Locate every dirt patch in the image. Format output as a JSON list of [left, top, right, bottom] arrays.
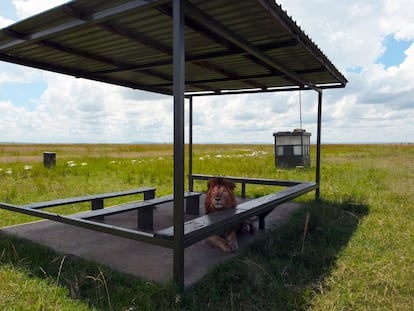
[[0, 144, 173, 163], [0, 156, 43, 163]]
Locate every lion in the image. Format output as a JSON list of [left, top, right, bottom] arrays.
[[205, 177, 254, 252]]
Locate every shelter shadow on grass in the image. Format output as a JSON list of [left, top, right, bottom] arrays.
[[0, 233, 180, 310], [183, 198, 369, 310], [0, 198, 369, 310]]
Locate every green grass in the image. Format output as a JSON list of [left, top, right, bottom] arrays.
[[1, 143, 413, 310]]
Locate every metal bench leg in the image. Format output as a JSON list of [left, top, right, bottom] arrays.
[[259, 215, 265, 230], [138, 205, 154, 230], [144, 189, 155, 200], [91, 198, 104, 210], [185, 195, 200, 215], [91, 198, 104, 221]]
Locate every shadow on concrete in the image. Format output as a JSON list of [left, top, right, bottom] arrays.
[[0, 194, 305, 286], [183, 198, 370, 309]]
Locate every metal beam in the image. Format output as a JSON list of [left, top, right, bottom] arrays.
[[172, 0, 185, 289], [188, 96, 194, 192], [156, 3, 265, 90], [257, 0, 347, 87], [154, 67, 326, 89], [0, 0, 161, 50], [0, 52, 172, 95], [0, 202, 173, 248], [183, 0, 310, 88], [185, 85, 310, 97], [92, 39, 299, 75], [2, 20, 178, 93]]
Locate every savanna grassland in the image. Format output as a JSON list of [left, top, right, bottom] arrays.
[[0, 143, 413, 310]]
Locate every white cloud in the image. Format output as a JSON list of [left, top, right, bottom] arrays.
[[31, 73, 174, 143], [0, 65, 174, 143], [381, 0, 414, 40], [0, 0, 413, 143], [12, 0, 67, 19], [277, 1, 385, 71], [0, 62, 43, 83], [0, 15, 14, 27], [276, 0, 414, 143]]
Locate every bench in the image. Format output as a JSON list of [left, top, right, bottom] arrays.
[[189, 174, 302, 198], [23, 187, 156, 211], [74, 191, 202, 231], [155, 182, 317, 247]]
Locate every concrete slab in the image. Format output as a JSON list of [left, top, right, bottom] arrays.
[[0, 194, 305, 288]]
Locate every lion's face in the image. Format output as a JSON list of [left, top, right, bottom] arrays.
[[205, 177, 237, 214]]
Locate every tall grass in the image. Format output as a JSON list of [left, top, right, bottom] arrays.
[[0, 143, 413, 310], [310, 144, 414, 309]]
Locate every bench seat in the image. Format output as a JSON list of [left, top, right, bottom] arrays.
[[23, 187, 156, 210], [74, 191, 202, 230], [189, 174, 302, 198], [155, 182, 317, 247]]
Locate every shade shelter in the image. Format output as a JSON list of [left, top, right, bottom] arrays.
[[0, 0, 347, 288]]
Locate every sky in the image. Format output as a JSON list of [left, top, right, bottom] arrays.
[[0, 0, 413, 144]]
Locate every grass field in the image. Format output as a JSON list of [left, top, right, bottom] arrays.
[[0, 143, 413, 310]]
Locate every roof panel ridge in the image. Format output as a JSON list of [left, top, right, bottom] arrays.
[[62, 3, 88, 20], [259, 0, 347, 85]]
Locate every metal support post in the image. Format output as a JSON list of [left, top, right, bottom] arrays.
[[189, 96, 194, 191], [172, 0, 185, 289], [315, 90, 323, 200]]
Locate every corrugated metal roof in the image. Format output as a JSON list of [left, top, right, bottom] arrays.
[[0, 0, 347, 95]]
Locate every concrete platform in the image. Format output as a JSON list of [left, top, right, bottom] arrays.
[[0, 194, 305, 288]]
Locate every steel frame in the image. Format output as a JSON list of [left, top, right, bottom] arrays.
[[0, 0, 330, 290]]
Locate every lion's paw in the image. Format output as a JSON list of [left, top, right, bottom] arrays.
[[226, 237, 239, 252]]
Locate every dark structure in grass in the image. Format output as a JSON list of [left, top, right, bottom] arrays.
[[43, 151, 56, 168], [0, 0, 347, 288]]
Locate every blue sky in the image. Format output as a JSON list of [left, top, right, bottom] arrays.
[[0, 0, 414, 144], [377, 35, 412, 68]]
